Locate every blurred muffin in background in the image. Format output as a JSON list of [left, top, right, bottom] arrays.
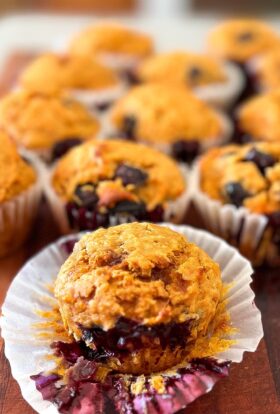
[[236, 89, 280, 143], [0, 131, 41, 257], [19, 53, 125, 113], [45, 139, 188, 234], [0, 91, 100, 162], [110, 83, 232, 163], [135, 51, 244, 109], [249, 47, 280, 92], [69, 23, 154, 75]]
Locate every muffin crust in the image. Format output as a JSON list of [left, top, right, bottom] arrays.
[[208, 19, 279, 63], [0, 130, 36, 202], [0, 91, 100, 150], [254, 48, 280, 90], [111, 84, 222, 144], [20, 53, 119, 95], [200, 142, 280, 214]]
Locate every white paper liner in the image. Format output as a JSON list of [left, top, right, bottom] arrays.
[[0, 150, 43, 258], [0, 223, 263, 414], [42, 163, 190, 234], [191, 160, 269, 263], [98, 52, 144, 71], [194, 62, 245, 109]]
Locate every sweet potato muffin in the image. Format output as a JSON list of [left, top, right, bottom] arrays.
[[208, 19, 279, 64], [69, 23, 154, 70], [110, 83, 230, 162], [54, 222, 223, 374], [237, 89, 280, 142], [0, 91, 100, 161], [50, 139, 187, 231]]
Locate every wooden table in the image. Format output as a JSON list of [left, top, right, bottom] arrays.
[[0, 53, 280, 414]]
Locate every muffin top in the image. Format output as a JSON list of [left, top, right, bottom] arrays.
[[0, 130, 36, 202], [208, 19, 279, 63], [238, 89, 280, 142], [136, 51, 227, 87], [19, 53, 119, 95], [52, 139, 185, 210], [254, 48, 280, 90], [200, 143, 280, 214], [54, 222, 222, 332], [70, 24, 153, 58], [111, 84, 222, 144], [0, 91, 100, 150]]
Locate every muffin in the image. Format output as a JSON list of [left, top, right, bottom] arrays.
[[0, 130, 41, 257], [0, 90, 100, 161], [249, 47, 280, 92], [54, 222, 223, 374], [135, 51, 244, 109], [236, 89, 280, 143], [46, 139, 188, 233], [208, 19, 280, 102], [194, 142, 280, 265], [69, 23, 154, 73], [110, 83, 232, 163], [19, 53, 125, 112]]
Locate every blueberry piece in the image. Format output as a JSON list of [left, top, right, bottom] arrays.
[[224, 182, 250, 207], [171, 139, 200, 163], [94, 102, 112, 112], [122, 116, 137, 139], [237, 32, 254, 42], [74, 183, 99, 208], [115, 164, 148, 186], [187, 66, 202, 83], [244, 148, 276, 174], [52, 137, 82, 161]]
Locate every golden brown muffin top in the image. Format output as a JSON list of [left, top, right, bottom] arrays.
[[0, 91, 100, 150], [238, 89, 280, 142], [70, 24, 153, 58], [54, 222, 222, 332], [254, 47, 280, 90], [20, 53, 119, 95], [52, 139, 185, 210], [0, 130, 36, 202], [208, 19, 279, 63], [111, 84, 222, 144], [136, 51, 227, 87], [200, 142, 280, 214]]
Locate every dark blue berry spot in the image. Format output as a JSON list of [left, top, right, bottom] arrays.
[[171, 139, 200, 163], [114, 164, 148, 186], [52, 137, 82, 161], [224, 182, 250, 207], [244, 148, 276, 174]]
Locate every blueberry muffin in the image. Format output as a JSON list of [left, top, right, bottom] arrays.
[[48, 139, 187, 233], [110, 83, 231, 163], [0, 91, 100, 161], [199, 142, 280, 264], [69, 23, 154, 72], [237, 90, 280, 143], [208, 19, 279, 64], [54, 222, 223, 374], [0, 130, 41, 257], [19, 53, 124, 111], [134, 51, 243, 108], [250, 47, 280, 92]]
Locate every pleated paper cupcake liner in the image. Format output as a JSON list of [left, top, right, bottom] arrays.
[[191, 160, 276, 266], [42, 164, 190, 234], [1, 224, 263, 414], [0, 150, 43, 258]]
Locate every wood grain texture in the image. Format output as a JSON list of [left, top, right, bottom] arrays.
[[0, 53, 280, 414]]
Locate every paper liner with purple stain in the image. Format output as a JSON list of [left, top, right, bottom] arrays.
[[31, 339, 230, 414]]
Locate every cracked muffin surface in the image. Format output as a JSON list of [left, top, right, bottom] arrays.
[[52, 139, 185, 211], [54, 223, 223, 374], [70, 24, 153, 58], [208, 19, 279, 63], [111, 84, 223, 144], [20, 53, 119, 95], [238, 90, 280, 142], [0, 130, 36, 202], [200, 142, 280, 214], [136, 51, 227, 87], [0, 91, 100, 150]]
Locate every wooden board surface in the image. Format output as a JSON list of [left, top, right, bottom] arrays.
[[0, 53, 280, 414]]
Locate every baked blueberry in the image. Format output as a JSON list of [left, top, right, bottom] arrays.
[[114, 164, 148, 186], [74, 183, 98, 207], [224, 182, 250, 207], [244, 148, 276, 174]]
